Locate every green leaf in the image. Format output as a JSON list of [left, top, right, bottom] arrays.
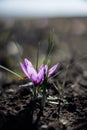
[[43, 31, 54, 65]]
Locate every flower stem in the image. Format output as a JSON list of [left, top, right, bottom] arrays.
[[42, 80, 47, 109], [33, 85, 37, 99]]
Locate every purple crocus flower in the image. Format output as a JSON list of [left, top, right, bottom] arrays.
[[20, 58, 58, 84]]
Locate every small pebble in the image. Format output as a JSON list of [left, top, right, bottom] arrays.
[[41, 125, 48, 130]]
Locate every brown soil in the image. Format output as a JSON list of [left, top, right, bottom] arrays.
[[0, 59, 87, 130]]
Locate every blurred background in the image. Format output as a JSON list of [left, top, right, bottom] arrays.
[[0, 0, 87, 84]]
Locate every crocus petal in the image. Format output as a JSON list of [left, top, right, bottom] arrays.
[[27, 65, 37, 82], [38, 65, 48, 75], [37, 65, 45, 84], [24, 58, 33, 67], [48, 64, 58, 77], [38, 65, 44, 72], [20, 58, 37, 81], [20, 62, 30, 79]]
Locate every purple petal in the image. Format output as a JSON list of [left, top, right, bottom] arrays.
[[44, 65, 48, 75], [36, 65, 45, 84], [20, 62, 30, 79], [27, 65, 37, 82], [38, 65, 44, 72], [20, 58, 37, 82], [24, 58, 33, 67], [48, 64, 58, 77]]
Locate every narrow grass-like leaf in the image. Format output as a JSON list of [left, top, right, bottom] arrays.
[[43, 31, 54, 65], [0, 65, 22, 78], [36, 42, 40, 70]]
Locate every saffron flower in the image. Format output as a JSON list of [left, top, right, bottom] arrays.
[[20, 58, 58, 85]]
